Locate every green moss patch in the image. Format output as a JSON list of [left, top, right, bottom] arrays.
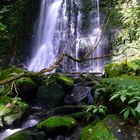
[[0, 66, 24, 80], [5, 130, 32, 140], [56, 74, 74, 90], [0, 96, 28, 127], [37, 116, 77, 132], [105, 59, 140, 78], [80, 115, 118, 140]]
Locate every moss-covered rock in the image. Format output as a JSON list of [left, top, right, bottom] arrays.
[[37, 74, 67, 108], [37, 116, 77, 133], [5, 130, 46, 140], [56, 74, 74, 91], [80, 115, 118, 140], [16, 77, 38, 101], [80, 115, 140, 140], [104, 63, 125, 78], [0, 66, 38, 101], [0, 66, 25, 81], [0, 96, 28, 128], [104, 59, 140, 78], [5, 130, 33, 140]]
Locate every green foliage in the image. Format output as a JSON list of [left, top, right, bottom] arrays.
[[119, 106, 138, 120], [0, 0, 36, 68], [103, 76, 140, 120], [0, 96, 28, 126], [85, 104, 108, 120], [113, 0, 140, 61], [105, 62, 125, 77], [86, 105, 108, 116]]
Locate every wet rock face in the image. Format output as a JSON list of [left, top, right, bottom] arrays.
[[64, 85, 93, 104], [37, 82, 65, 108]]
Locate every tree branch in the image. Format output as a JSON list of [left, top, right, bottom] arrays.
[[0, 12, 112, 85]]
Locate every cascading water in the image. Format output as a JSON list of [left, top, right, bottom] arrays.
[[28, 0, 62, 71], [28, 0, 104, 73]]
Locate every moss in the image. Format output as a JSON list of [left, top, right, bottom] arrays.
[[37, 116, 77, 132], [5, 130, 32, 140], [105, 59, 140, 78], [80, 115, 118, 140], [16, 77, 36, 86], [56, 74, 74, 90], [0, 66, 24, 80], [0, 96, 28, 126], [105, 63, 125, 78]]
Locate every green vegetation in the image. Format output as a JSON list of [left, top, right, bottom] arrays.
[[0, 96, 28, 127], [102, 76, 140, 120], [5, 130, 32, 140], [80, 115, 118, 140], [37, 116, 77, 132]]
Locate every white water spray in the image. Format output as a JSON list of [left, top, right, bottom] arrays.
[[28, 0, 103, 72], [28, 0, 62, 71]]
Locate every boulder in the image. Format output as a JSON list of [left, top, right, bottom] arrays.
[[37, 116, 77, 134], [64, 85, 93, 104], [104, 63, 125, 78], [55, 74, 74, 91], [5, 130, 46, 140], [16, 77, 38, 102], [0, 66, 25, 81], [0, 66, 38, 101], [5, 130, 33, 140], [0, 96, 28, 129], [37, 80, 65, 108], [80, 115, 140, 140]]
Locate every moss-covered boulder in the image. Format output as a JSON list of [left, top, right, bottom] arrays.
[[80, 115, 118, 140], [37, 116, 77, 134], [80, 115, 140, 140], [104, 63, 125, 78], [15, 77, 38, 101], [104, 59, 140, 78], [0, 96, 28, 128], [37, 76, 66, 108], [4, 130, 33, 140], [5, 130, 46, 140], [0, 66, 25, 81], [0, 66, 38, 101], [55, 74, 74, 91]]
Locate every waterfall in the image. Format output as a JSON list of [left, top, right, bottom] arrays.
[[28, 0, 103, 73], [28, 0, 62, 71]]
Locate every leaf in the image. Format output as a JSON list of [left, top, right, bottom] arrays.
[[135, 102, 140, 113], [130, 108, 136, 117], [120, 108, 128, 114], [123, 109, 129, 120], [109, 94, 119, 101], [99, 108, 106, 115], [121, 95, 126, 102], [128, 98, 137, 104], [93, 108, 98, 114]]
